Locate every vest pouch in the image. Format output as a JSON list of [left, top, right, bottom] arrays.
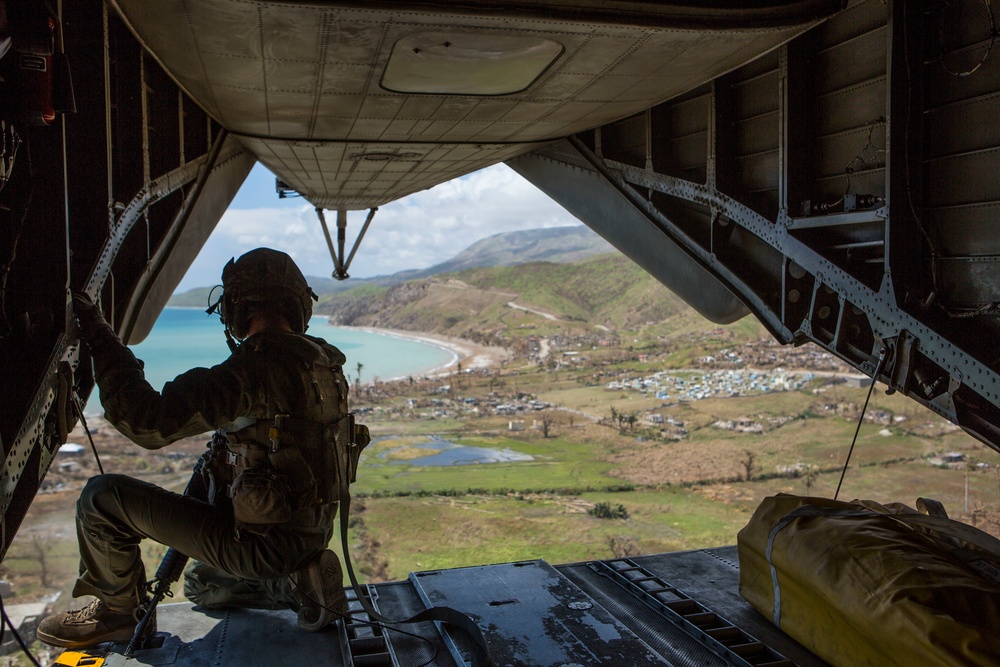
[[230, 466, 292, 532], [351, 423, 371, 484], [313, 415, 355, 505], [269, 446, 319, 509]]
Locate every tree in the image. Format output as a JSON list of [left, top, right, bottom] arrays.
[[740, 449, 757, 481], [28, 532, 55, 587], [356, 361, 364, 385], [803, 465, 819, 495], [540, 413, 554, 438], [606, 535, 640, 558]]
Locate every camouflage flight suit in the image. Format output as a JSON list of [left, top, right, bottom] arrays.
[[76, 324, 349, 612]]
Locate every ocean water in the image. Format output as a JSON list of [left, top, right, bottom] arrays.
[[87, 308, 454, 413]]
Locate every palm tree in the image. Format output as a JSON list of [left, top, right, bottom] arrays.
[[356, 361, 364, 385]]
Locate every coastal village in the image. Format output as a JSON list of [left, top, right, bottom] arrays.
[[353, 335, 861, 427]]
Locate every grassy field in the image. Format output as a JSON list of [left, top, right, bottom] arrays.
[[354, 434, 624, 497], [350, 486, 749, 581], [335, 376, 1000, 584]]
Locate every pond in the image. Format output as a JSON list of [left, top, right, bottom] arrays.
[[375, 435, 534, 467]]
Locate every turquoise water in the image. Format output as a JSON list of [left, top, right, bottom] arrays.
[[377, 436, 534, 467], [88, 308, 454, 413]]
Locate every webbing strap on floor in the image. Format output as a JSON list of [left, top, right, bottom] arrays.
[[337, 457, 493, 667]]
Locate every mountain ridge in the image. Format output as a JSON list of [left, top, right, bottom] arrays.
[[168, 225, 612, 307]]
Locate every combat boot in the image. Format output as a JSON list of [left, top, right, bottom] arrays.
[[291, 549, 346, 631], [36, 597, 155, 649]]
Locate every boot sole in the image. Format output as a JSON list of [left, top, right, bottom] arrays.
[[36, 621, 156, 650], [297, 550, 345, 631]]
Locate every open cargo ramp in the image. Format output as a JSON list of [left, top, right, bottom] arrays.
[[61, 548, 827, 667]]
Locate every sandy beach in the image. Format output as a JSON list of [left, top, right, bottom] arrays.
[[341, 326, 510, 377]]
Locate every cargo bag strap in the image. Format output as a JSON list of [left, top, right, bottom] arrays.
[[334, 425, 494, 667], [765, 506, 879, 629]]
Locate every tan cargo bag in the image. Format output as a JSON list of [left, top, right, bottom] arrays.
[[737, 494, 1000, 666]]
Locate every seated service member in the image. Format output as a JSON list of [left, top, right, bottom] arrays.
[[38, 248, 359, 649]]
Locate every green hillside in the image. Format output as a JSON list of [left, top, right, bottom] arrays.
[[167, 231, 764, 345], [169, 287, 216, 309], [454, 254, 690, 327], [319, 253, 762, 345]]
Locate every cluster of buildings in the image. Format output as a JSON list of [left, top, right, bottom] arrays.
[[360, 392, 553, 421], [711, 414, 797, 433], [692, 340, 849, 372], [605, 368, 815, 402]]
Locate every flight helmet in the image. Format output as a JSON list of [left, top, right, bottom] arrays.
[[217, 248, 317, 340]]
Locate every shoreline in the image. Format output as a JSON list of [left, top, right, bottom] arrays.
[[336, 325, 509, 379], [80, 325, 490, 417]]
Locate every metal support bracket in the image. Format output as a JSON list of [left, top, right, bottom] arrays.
[[317, 207, 378, 281]]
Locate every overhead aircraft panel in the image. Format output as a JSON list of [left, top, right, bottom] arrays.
[[111, 0, 840, 208]]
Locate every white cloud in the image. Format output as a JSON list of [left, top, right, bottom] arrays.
[[176, 163, 581, 291]]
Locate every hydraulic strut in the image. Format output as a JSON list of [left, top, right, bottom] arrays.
[[316, 207, 378, 280]]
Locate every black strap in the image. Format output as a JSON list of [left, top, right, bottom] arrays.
[[336, 437, 493, 667]]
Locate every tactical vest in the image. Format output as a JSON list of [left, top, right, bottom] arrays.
[[206, 334, 369, 534]]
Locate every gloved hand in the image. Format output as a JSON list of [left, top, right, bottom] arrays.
[[71, 290, 107, 342]]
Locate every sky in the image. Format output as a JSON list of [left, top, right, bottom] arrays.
[[176, 162, 583, 292]]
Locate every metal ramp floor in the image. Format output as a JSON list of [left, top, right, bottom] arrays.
[[56, 547, 827, 667]]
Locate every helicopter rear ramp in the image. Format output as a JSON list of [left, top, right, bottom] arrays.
[[65, 547, 827, 667]]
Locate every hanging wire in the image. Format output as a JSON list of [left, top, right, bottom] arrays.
[[945, 301, 1000, 318], [843, 117, 887, 196], [939, 0, 997, 77], [0, 121, 22, 194], [0, 593, 43, 667], [901, 1, 942, 290], [72, 395, 104, 475], [834, 347, 888, 500]]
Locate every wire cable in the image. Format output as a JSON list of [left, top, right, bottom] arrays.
[[834, 347, 888, 501], [71, 395, 104, 475], [939, 0, 997, 77], [0, 593, 43, 667]]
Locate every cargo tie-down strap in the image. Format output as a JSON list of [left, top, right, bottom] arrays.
[[765, 506, 878, 629], [335, 438, 494, 667]]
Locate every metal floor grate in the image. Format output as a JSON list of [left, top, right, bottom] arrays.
[[596, 558, 795, 667], [339, 587, 400, 667]]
